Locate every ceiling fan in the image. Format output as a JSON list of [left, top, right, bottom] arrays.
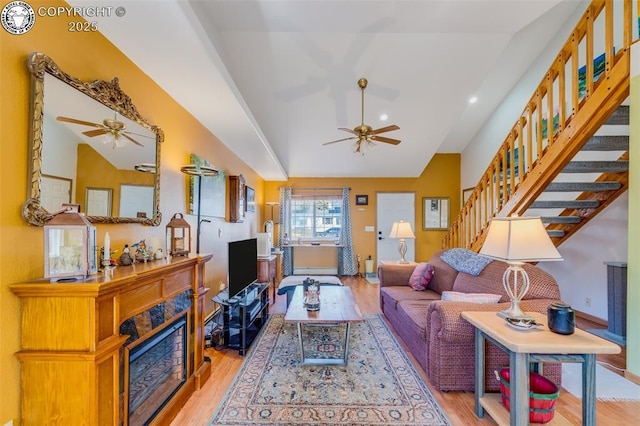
[[323, 77, 400, 154], [56, 113, 151, 148]]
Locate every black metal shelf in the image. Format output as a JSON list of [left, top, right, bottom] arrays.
[[222, 282, 269, 355]]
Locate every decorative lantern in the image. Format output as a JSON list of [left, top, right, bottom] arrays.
[[166, 213, 191, 256], [44, 204, 97, 281]]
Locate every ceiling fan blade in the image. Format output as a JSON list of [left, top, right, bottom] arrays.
[[338, 127, 357, 135], [123, 131, 155, 139], [121, 133, 144, 147], [370, 135, 401, 145], [323, 136, 357, 145], [57, 116, 103, 128], [82, 129, 108, 137], [372, 124, 400, 134]]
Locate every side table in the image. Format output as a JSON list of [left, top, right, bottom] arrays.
[[461, 311, 620, 426]]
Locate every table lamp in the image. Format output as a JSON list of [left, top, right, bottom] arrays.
[[388, 221, 415, 263], [479, 216, 563, 319]]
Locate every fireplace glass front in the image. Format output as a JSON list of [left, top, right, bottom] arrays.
[[127, 315, 187, 426]]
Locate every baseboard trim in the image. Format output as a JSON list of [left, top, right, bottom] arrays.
[[293, 267, 338, 275], [575, 309, 607, 327], [624, 370, 640, 385]]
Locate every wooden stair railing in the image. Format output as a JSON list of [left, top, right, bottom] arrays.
[[443, 0, 634, 252]]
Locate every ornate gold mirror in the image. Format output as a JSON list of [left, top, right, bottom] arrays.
[[24, 52, 163, 226]]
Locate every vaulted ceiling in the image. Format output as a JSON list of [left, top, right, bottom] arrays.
[[71, 0, 584, 181]]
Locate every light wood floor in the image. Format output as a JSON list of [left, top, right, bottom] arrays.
[[171, 277, 639, 425]]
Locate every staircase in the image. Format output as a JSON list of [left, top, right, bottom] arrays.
[[534, 106, 629, 244], [443, 0, 633, 252]]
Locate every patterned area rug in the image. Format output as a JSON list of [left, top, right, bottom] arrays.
[[210, 314, 451, 425]]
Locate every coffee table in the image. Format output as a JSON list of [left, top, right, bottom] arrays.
[[284, 285, 363, 365]]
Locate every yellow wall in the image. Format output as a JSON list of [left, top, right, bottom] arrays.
[[1, 2, 262, 422], [264, 154, 461, 264]]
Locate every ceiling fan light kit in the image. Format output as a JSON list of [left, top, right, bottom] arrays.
[[56, 113, 150, 148], [323, 77, 400, 155]]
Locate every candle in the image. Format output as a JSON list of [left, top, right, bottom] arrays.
[[104, 232, 110, 261]]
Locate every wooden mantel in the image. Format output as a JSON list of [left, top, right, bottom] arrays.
[[10, 254, 212, 426]]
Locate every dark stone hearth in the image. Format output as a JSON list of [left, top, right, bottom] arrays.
[[150, 305, 165, 328], [120, 320, 139, 343], [119, 289, 192, 347]]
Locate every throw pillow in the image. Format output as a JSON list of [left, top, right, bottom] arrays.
[[408, 262, 435, 291], [441, 291, 502, 304], [440, 248, 493, 276]]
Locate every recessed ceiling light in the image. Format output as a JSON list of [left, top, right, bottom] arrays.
[[469, 96, 478, 104], [379, 114, 388, 121]]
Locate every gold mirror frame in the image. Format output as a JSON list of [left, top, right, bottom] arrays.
[[23, 52, 163, 226]]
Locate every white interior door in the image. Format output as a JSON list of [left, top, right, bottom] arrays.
[[376, 193, 415, 264], [41, 175, 71, 212], [86, 188, 112, 216], [120, 185, 154, 218]]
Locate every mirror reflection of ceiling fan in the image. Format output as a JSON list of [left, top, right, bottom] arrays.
[[322, 77, 400, 155], [56, 113, 152, 148]]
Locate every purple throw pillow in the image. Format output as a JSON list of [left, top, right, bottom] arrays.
[[409, 262, 435, 291]]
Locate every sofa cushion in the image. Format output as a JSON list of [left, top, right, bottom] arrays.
[[408, 262, 435, 291], [380, 286, 440, 310], [441, 248, 493, 276], [427, 250, 459, 294], [452, 260, 561, 301], [396, 300, 431, 341], [441, 291, 502, 304]]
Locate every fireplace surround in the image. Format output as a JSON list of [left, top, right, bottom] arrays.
[[11, 254, 212, 425]]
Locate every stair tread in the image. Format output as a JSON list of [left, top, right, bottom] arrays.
[[546, 182, 622, 192], [541, 216, 582, 224], [563, 161, 628, 173], [547, 230, 566, 237], [582, 136, 629, 151], [604, 105, 629, 125], [531, 200, 600, 208]]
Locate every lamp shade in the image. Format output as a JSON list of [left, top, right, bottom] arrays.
[[479, 216, 562, 262], [388, 221, 415, 239]]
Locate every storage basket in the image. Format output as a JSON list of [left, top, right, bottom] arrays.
[[497, 368, 559, 424]]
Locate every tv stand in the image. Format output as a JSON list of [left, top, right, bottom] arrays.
[[222, 282, 270, 355]]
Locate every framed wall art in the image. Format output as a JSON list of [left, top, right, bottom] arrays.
[[355, 194, 368, 205], [423, 197, 449, 230], [188, 153, 226, 218], [245, 186, 255, 212]]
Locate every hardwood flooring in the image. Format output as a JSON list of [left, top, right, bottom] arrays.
[[171, 277, 639, 425]]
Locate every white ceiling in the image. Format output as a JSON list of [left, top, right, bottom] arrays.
[[69, 0, 584, 181]]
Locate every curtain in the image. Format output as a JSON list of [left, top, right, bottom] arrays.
[[279, 187, 293, 276], [338, 187, 357, 275]]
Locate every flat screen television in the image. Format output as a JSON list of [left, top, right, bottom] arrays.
[[228, 238, 258, 299]]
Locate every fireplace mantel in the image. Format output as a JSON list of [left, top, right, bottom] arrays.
[[11, 254, 212, 425]]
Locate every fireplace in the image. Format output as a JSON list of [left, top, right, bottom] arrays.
[[12, 254, 212, 425], [126, 314, 187, 426]]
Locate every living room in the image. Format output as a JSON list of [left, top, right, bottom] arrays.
[[1, 0, 639, 425]]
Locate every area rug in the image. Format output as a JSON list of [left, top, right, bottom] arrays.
[[209, 314, 451, 425], [561, 363, 640, 401]]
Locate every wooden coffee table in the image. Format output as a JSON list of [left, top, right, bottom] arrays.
[[284, 285, 363, 365]]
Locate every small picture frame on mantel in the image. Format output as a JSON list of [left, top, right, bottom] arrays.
[[355, 194, 368, 205]]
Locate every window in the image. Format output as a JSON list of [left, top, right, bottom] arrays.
[[289, 190, 342, 240]]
